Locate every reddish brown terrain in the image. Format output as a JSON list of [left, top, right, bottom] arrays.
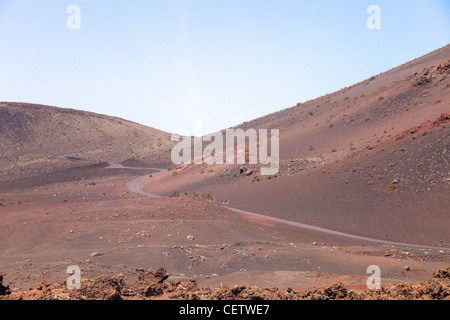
[[0, 45, 449, 300]]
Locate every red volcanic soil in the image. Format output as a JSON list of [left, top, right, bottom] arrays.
[[142, 46, 450, 249], [1, 46, 449, 299]]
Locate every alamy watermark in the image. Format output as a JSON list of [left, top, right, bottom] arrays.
[[67, 5, 81, 30], [367, 5, 381, 30], [66, 265, 81, 290], [366, 265, 381, 290], [171, 128, 280, 176]]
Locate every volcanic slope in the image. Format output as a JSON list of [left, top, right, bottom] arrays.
[[142, 45, 450, 248], [0, 102, 173, 190]]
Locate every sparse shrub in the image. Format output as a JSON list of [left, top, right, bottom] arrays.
[[208, 168, 214, 173], [172, 171, 178, 176], [252, 175, 261, 182], [425, 176, 435, 184], [386, 184, 396, 192], [322, 169, 331, 174], [434, 99, 442, 104], [417, 162, 423, 168], [309, 145, 314, 151], [169, 191, 181, 198], [204, 192, 215, 202], [367, 180, 375, 185]]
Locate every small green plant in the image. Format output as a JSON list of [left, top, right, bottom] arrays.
[[386, 184, 396, 192], [425, 176, 435, 184], [252, 175, 261, 182], [169, 191, 181, 198], [367, 180, 375, 185], [203, 192, 215, 202], [322, 169, 331, 174], [172, 171, 178, 176], [208, 168, 214, 173], [434, 99, 442, 104]]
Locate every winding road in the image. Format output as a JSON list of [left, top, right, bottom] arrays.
[[105, 163, 450, 251], [104, 163, 168, 198]]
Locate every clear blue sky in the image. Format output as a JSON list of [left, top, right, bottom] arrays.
[[0, 0, 449, 135]]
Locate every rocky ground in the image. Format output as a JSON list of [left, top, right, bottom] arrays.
[[1, 267, 449, 300], [1, 47, 449, 301]]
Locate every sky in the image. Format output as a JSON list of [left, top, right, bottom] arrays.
[[0, 0, 449, 135]]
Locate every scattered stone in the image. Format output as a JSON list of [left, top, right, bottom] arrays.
[[187, 235, 195, 241], [90, 252, 103, 258], [244, 169, 254, 176]]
